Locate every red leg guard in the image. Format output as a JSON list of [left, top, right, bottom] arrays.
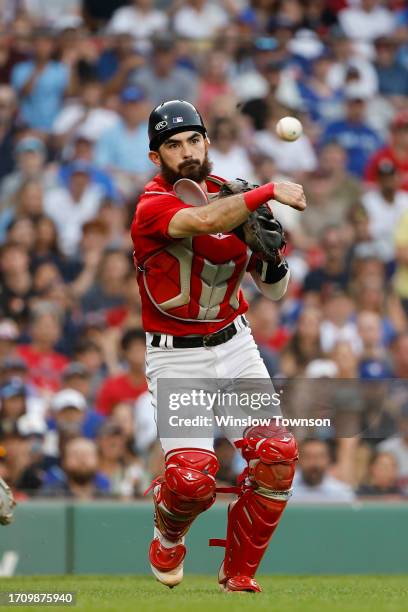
[[154, 448, 219, 542], [211, 428, 298, 591]]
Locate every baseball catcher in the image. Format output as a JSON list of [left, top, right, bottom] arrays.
[[131, 100, 305, 593]]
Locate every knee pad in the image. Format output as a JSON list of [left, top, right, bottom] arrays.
[[164, 448, 219, 502], [236, 429, 298, 500]]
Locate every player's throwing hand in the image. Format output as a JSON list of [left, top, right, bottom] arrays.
[[274, 182, 306, 211]]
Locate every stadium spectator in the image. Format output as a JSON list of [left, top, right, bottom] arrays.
[[96, 421, 145, 497], [107, 0, 168, 45], [209, 117, 256, 182], [373, 37, 408, 98], [0, 136, 52, 210], [338, 0, 396, 48], [357, 451, 403, 497], [0, 85, 18, 182], [365, 111, 408, 191], [320, 84, 382, 177], [40, 437, 110, 498], [44, 160, 106, 256], [96, 328, 147, 416], [11, 28, 70, 131], [303, 226, 349, 298], [361, 159, 408, 265], [0, 241, 32, 323], [129, 36, 198, 107], [173, 0, 229, 41], [95, 85, 152, 197], [292, 438, 356, 503], [378, 403, 408, 495], [17, 302, 68, 392], [53, 77, 119, 148]]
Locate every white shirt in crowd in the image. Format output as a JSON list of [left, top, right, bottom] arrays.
[[107, 5, 168, 40], [320, 320, 360, 355], [133, 391, 158, 454], [210, 146, 257, 183], [291, 471, 356, 503], [338, 4, 396, 42], [44, 184, 105, 256], [254, 132, 318, 174], [362, 189, 408, 262], [173, 1, 229, 40], [53, 104, 119, 142]]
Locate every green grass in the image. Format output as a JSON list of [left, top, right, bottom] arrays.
[[0, 575, 407, 612]]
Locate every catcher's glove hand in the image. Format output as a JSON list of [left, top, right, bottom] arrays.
[[0, 476, 15, 525], [218, 179, 286, 262]]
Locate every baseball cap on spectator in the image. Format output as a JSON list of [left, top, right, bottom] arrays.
[[344, 83, 371, 101], [17, 413, 46, 437], [391, 111, 408, 130], [289, 29, 324, 60], [74, 127, 97, 143], [0, 319, 19, 341], [62, 362, 90, 381], [15, 137, 46, 156], [376, 159, 396, 177], [0, 378, 26, 400], [120, 86, 145, 104], [51, 389, 86, 412]]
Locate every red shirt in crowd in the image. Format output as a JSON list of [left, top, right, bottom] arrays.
[[365, 146, 408, 191], [17, 345, 68, 392], [96, 373, 147, 416]]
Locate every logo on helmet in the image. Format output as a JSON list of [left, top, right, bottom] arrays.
[[155, 120, 168, 130]]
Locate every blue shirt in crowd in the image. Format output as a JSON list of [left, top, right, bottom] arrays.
[[95, 120, 153, 174], [320, 120, 382, 177], [11, 60, 69, 131]]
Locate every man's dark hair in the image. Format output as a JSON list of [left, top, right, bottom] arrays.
[[120, 328, 145, 352]]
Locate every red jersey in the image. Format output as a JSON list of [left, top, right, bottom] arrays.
[[131, 174, 250, 335], [96, 373, 147, 416], [17, 345, 68, 392], [365, 146, 408, 191]]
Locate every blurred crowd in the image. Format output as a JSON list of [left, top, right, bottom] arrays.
[[0, 0, 408, 502]]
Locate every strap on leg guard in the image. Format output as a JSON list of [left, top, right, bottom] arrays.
[[210, 429, 298, 583], [154, 448, 219, 542]]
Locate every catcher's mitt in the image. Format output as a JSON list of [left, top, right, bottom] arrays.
[[0, 476, 15, 525], [218, 179, 286, 262]]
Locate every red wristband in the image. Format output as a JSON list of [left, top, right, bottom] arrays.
[[243, 183, 275, 211]]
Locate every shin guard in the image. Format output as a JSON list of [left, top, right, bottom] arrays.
[[154, 448, 219, 542], [210, 428, 298, 591]]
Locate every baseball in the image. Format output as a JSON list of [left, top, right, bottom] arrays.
[[276, 116, 303, 141]]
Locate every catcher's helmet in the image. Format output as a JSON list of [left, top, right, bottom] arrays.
[[148, 100, 207, 151]]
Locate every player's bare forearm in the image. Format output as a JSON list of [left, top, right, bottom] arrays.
[[168, 182, 306, 238]]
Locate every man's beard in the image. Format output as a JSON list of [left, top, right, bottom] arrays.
[[67, 469, 96, 486], [160, 153, 213, 185]]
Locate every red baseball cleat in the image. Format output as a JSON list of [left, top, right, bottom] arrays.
[[149, 527, 186, 588], [218, 561, 262, 593]]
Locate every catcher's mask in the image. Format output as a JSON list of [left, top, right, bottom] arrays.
[[148, 100, 207, 151]]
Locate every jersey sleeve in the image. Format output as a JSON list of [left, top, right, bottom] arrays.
[[133, 193, 192, 242]]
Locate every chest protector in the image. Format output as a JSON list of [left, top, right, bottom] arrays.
[[139, 235, 250, 322]]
